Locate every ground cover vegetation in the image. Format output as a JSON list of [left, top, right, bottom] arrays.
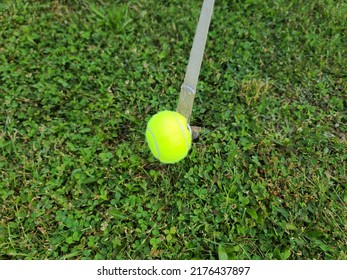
[[0, 0, 346, 259]]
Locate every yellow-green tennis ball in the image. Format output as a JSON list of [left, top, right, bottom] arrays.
[[146, 110, 192, 164]]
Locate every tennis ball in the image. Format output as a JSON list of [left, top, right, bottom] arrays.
[[146, 110, 192, 164]]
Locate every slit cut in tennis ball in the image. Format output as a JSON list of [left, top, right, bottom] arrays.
[[146, 110, 192, 164]]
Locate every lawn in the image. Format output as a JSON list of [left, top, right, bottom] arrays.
[[0, 0, 346, 260]]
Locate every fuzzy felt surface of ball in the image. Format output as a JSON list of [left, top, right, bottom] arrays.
[[146, 110, 191, 164]]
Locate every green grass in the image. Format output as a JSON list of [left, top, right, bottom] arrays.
[[0, 0, 346, 260]]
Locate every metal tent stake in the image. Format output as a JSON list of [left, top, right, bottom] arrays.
[[176, 0, 215, 139]]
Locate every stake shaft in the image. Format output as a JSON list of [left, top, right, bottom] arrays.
[[177, 0, 215, 123]]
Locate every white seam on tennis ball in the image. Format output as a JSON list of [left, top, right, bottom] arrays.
[[186, 123, 192, 148], [173, 114, 190, 150], [186, 123, 192, 137], [147, 127, 160, 160]]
